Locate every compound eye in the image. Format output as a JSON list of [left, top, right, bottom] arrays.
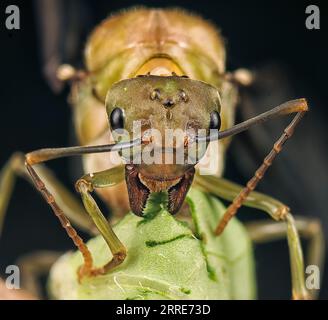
[[110, 107, 125, 131], [209, 111, 221, 130]]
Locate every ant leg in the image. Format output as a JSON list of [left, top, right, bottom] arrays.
[[0, 253, 60, 299], [0, 153, 23, 235], [194, 175, 319, 299], [75, 166, 126, 278], [0, 152, 95, 237], [197, 104, 309, 299], [246, 218, 324, 299], [25, 161, 95, 280], [23, 139, 137, 280], [16, 250, 62, 298]]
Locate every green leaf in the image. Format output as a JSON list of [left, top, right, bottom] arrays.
[[48, 188, 256, 300]]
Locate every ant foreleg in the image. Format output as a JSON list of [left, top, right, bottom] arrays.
[[75, 166, 127, 279], [24, 139, 138, 280]]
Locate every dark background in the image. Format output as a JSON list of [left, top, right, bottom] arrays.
[[0, 0, 327, 299]]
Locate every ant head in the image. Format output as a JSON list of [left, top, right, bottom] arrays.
[[105, 75, 222, 141]]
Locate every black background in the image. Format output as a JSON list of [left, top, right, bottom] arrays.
[[0, 0, 327, 299]]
